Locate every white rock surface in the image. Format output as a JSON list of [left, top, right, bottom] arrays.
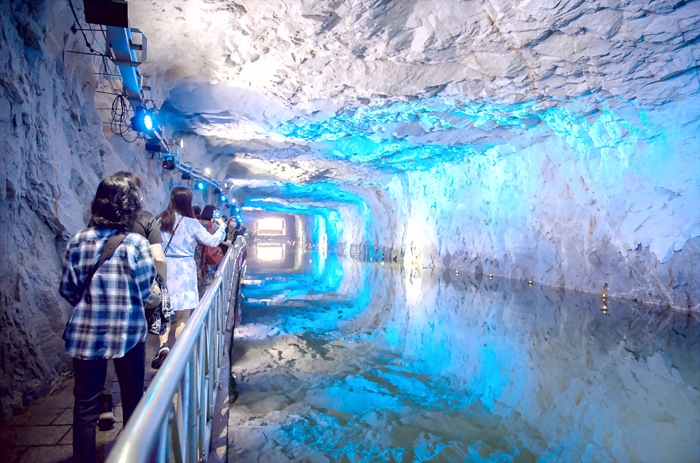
[[126, 0, 699, 307], [2, 0, 699, 420]]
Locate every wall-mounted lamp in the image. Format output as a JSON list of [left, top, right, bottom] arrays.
[[131, 106, 156, 133]]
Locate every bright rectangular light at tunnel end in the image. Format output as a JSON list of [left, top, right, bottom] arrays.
[[256, 244, 284, 261], [256, 217, 285, 236]]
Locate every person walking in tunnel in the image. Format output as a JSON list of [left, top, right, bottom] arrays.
[[59, 177, 156, 463], [228, 214, 247, 243], [156, 188, 227, 360], [88, 171, 169, 429], [195, 205, 227, 298]]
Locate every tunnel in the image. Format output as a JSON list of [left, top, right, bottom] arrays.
[[1, 0, 699, 462]]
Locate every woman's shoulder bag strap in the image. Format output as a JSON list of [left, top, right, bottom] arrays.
[[78, 230, 128, 302], [163, 216, 184, 254]]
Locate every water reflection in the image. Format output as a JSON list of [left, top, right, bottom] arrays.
[[231, 254, 700, 462]]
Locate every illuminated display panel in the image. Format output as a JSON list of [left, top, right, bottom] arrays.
[[256, 217, 285, 236], [256, 244, 284, 261]]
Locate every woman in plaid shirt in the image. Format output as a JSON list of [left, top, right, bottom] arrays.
[[59, 177, 156, 463]]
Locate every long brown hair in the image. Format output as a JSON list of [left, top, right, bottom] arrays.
[[157, 187, 195, 234]]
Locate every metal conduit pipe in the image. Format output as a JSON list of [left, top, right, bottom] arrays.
[[107, 237, 247, 463]]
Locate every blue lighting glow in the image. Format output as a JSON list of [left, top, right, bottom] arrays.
[[230, 90, 700, 463], [247, 199, 347, 249], [272, 97, 545, 170], [131, 106, 157, 133], [195, 181, 205, 190], [220, 194, 227, 202], [243, 182, 373, 251]]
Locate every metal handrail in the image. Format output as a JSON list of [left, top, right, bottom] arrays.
[[107, 237, 247, 463]]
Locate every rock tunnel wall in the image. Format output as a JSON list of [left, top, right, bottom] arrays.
[[2, 0, 700, 423], [393, 100, 700, 310], [0, 1, 196, 420]]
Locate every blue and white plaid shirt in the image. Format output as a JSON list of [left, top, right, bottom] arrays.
[[59, 228, 156, 360]]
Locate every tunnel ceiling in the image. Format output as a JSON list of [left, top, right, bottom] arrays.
[[127, 0, 700, 183]]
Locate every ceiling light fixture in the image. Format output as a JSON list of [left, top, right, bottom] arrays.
[[131, 106, 156, 133]]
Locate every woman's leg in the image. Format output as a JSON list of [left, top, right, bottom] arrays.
[[73, 358, 107, 463], [173, 309, 193, 341], [98, 361, 116, 429], [114, 342, 145, 425], [151, 325, 171, 370], [158, 326, 169, 348]]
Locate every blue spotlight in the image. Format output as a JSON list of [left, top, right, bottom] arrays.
[[131, 106, 157, 133], [195, 181, 205, 190], [220, 194, 227, 203]]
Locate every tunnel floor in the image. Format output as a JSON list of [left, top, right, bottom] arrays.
[[229, 254, 700, 463]]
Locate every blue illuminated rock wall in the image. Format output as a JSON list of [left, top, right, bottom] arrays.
[[241, 181, 405, 263], [269, 90, 698, 309], [394, 99, 700, 309]]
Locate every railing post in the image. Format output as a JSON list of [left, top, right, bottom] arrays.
[[178, 359, 189, 463], [187, 352, 198, 463], [208, 303, 216, 420], [197, 327, 206, 457], [156, 412, 168, 463], [168, 408, 183, 463]]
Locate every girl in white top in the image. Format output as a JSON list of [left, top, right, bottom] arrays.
[[152, 187, 227, 368]]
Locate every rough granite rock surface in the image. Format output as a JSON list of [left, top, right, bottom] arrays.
[[1, 0, 700, 419], [0, 0, 193, 420], [127, 0, 700, 307]]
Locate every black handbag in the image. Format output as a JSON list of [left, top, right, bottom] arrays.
[[145, 275, 172, 335]]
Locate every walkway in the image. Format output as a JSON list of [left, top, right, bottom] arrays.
[[0, 336, 163, 463]]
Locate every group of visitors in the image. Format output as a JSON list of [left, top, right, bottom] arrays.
[[58, 172, 242, 463]]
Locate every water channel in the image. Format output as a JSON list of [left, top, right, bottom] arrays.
[[229, 252, 700, 463]]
